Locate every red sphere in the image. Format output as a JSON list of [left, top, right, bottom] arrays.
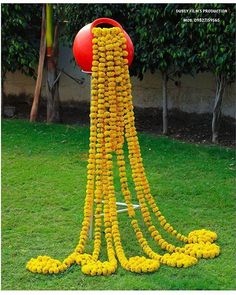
[[73, 18, 134, 73]]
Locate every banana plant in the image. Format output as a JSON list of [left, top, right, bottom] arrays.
[[30, 4, 60, 123], [45, 3, 60, 123]]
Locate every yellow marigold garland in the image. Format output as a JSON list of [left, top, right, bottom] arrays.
[[26, 26, 220, 276]]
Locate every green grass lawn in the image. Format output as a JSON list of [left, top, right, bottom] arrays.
[[1, 119, 236, 290]]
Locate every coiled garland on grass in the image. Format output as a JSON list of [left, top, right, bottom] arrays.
[[26, 27, 220, 276]]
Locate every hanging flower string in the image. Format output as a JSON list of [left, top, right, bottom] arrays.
[[26, 26, 220, 276]]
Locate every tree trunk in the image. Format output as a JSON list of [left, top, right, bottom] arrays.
[[46, 24, 60, 123], [212, 75, 226, 143], [46, 5, 60, 123], [30, 5, 46, 122], [46, 62, 60, 123], [162, 71, 168, 135], [1, 72, 6, 117]]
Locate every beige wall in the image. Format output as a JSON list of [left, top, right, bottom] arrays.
[[4, 46, 236, 118]]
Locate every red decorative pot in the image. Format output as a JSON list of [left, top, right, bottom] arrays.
[[73, 18, 134, 73]]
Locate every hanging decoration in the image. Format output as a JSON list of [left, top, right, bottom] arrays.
[[26, 18, 220, 277]]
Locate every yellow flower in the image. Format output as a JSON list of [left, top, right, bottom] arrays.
[[106, 55, 114, 61], [92, 38, 98, 44]]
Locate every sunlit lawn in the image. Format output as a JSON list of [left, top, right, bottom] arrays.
[[1, 119, 235, 290]]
